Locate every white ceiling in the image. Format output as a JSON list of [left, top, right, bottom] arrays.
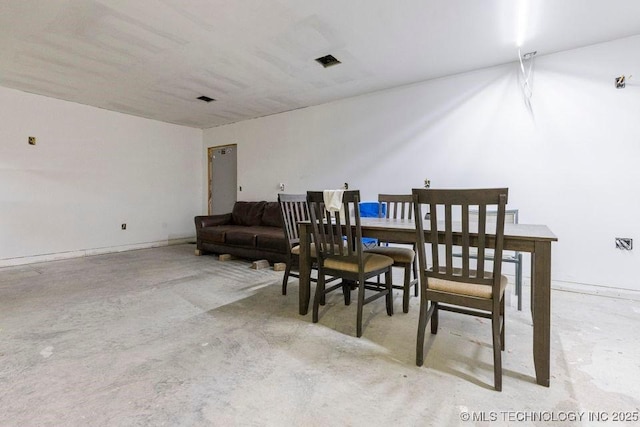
[[2, 0, 640, 129]]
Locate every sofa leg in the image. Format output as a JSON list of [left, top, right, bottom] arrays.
[[250, 259, 270, 270], [195, 249, 203, 256]]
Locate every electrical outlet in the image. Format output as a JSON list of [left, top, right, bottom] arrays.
[[615, 237, 632, 250], [28, 136, 36, 145], [121, 223, 127, 230]]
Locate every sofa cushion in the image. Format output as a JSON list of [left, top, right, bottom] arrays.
[[232, 201, 266, 226], [261, 202, 283, 228], [198, 225, 237, 243], [253, 226, 287, 252], [225, 229, 258, 247]]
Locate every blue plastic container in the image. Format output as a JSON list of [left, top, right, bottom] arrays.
[[358, 202, 387, 247]]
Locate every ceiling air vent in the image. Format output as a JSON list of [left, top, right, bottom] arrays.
[[197, 96, 215, 102], [315, 54, 341, 68]]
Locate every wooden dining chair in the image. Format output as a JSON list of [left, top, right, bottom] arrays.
[[412, 188, 509, 391], [363, 194, 418, 313], [307, 190, 394, 337], [278, 193, 311, 295], [278, 193, 340, 296]]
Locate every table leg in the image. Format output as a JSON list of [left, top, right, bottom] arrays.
[[298, 223, 312, 315], [532, 240, 551, 387]]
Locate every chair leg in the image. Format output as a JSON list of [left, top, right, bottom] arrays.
[[492, 309, 503, 391], [412, 257, 419, 297], [430, 302, 439, 335], [500, 296, 505, 351], [385, 268, 393, 316], [403, 263, 411, 313], [356, 275, 366, 338], [416, 299, 428, 366], [281, 263, 292, 295], [312, 273, 325, 323], [320, 282, 326, 306], [343, 280, 351, 306]]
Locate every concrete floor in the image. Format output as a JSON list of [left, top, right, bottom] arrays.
[[1, 244, 639, 426]]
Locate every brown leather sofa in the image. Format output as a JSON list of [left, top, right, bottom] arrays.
[[194, 201, 287, 263]]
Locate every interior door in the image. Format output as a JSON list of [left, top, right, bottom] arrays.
[[208, 144, 237, 214]]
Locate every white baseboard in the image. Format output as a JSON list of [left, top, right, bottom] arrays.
[[0, 237, 195, 268], [511, 275, 640, 301], [550, 279, 640, 301]]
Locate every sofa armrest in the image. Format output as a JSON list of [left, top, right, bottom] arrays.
[[194, 213, 232, 229]]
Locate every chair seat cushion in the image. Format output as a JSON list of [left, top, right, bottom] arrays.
[[365, 246, 415, 263], [429, 268, 508, 299], [324, 253, 393, 274]]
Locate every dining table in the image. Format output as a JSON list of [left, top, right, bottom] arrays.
[[297, 217, 558, 387]]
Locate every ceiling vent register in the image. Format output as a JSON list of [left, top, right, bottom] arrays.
[[315, 54, 341, 68]]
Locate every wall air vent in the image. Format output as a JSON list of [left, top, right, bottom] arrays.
[[197, 96, 216, 102], [315, 54, 341, 68]]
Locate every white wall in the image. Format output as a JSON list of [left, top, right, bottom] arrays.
[[203, 35, 640, 290], [0, 86, 203, 265]]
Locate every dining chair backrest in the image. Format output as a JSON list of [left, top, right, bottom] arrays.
[[307, 190, 362, 263], [379, 194, 413, 220], [412, 188, 509, 297], [452, 208, 523, 310], [278, 193, 309, 249], [466, 209, 518, 254]]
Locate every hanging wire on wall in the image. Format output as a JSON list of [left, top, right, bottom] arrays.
[[518, 49, 536, 107]]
